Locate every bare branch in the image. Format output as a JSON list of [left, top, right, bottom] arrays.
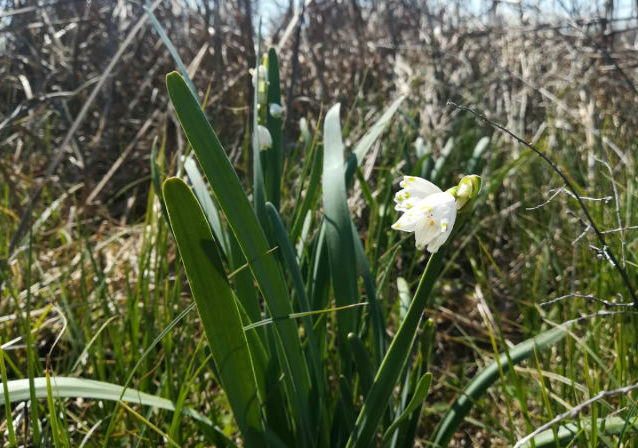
[[540, 293, 634, 308], [514, 380, 638, 448]]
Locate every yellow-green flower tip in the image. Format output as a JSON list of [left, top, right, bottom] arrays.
[[447, 175, 482, 210]]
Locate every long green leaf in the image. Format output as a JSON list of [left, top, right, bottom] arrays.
[[345, 96, 405, 186], [351, 220, 385, 363], [145, 6, 197, 99], [163, 177, 263, 445], [165, 72, 313, 445], [0, 376, 213, 427], [353, 96, 405, 164], [184, 157, 229, 258], [430, 325, 569, 447], [322, 103, 359, 347], [522, 416, 638, 447], [382, 372, 432, 445], [347, 250, 445, 448], [266, 48, 283, 210]]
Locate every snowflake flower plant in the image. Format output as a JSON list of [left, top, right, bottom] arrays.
[[392, 175, 480, 253]]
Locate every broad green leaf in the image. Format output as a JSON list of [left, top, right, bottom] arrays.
[[431, 325, 569, 448], [290, 139, 322, 244], [185, 157, 262, 324], [165, 72, 313, 445], [163, 177, 263, 445], [322, 103, 359, 346], [347, 333, 374, 397], [265, 203, 324, 406]]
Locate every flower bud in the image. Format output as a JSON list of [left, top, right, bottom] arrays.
[[250, 64, 269, 106], [257, 125, 272, 151], [269, 103, 283, 118], [447, 175, 481, 210]]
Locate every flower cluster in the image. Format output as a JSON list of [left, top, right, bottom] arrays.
[[392, 175, 480, 253]]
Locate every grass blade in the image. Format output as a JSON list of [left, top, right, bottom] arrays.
[[163, 177, 263, 445], [0, 348, 16, 446]]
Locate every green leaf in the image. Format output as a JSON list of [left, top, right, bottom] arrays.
[[322, 103, 359, 346], [347, 251, 445, 448], [466, 136, 490, 174], [345, 96, 405, 186], [431, 137, 454, 184], [266, 48, 283, 210], [382, 372, 432, 445], [163, 177, 263, 445], [145, 6, 197, 99], [184, 157, 229, 258], [265, 202, 323, 396], [430, 325, 569, 448], [353, 96, 405, 164], [522, 416, 638, 447], [351, 220, 386, 364], [165, 72, 313, 445], [0, 376, 213, 427]]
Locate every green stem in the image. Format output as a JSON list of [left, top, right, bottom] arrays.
[[347, 250, 444, 448]]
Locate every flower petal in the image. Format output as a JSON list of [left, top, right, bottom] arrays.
[[391, 209, 424, 232], [400, 176, 441, 198], [394, 176, 442, 211], [414, 218, 440, 250]]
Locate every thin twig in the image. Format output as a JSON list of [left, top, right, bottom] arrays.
[[540, 293, 633, 308], [526, 186, 611, 211], [447, 101, 638, 308], [514, 380, 638, 448], [563, 309, 638, 326], [595, 156, 626, 268]]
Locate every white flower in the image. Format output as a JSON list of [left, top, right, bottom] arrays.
[[269, 103, 283, 118], [257, 125, 272, 150], [391, 176, 457, 253]]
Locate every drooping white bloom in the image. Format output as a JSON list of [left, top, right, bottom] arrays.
[[257, 125, 272, 150], [391, 176, 457, 253], [269, 103, 283, 118]]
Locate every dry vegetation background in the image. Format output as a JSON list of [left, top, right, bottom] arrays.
[[2, 0, 637, 223], [2, 0, 638, 445]]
